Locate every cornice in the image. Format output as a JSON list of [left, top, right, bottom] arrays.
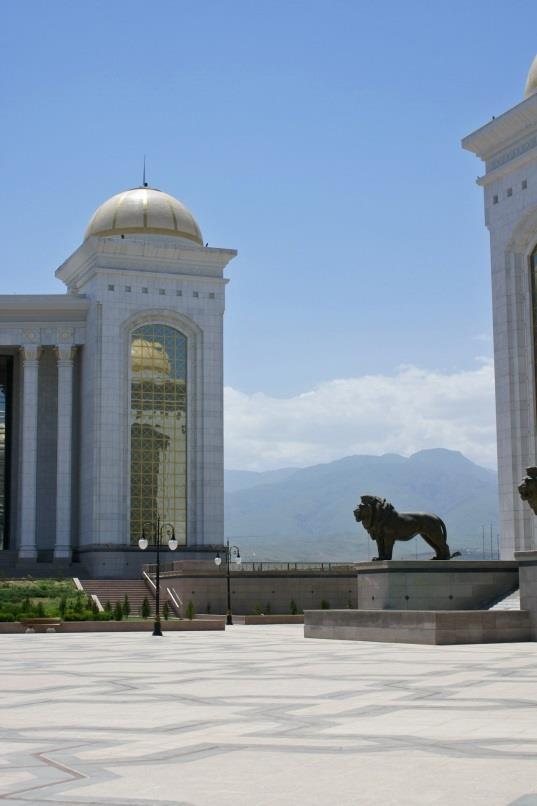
[[462, 92, 537, 162], [0, 295, 89, 313], [56, 236, 237, 288]]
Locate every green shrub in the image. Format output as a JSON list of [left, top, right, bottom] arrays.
[[162, 602, 170, 620], [104, 600, 112, 613], [320, 600, 330, 610], [0, 580, 81, 621], [254, 602, 263, 615], [74, 594, 84, 614], [64, 611, 89, 622], [91, 599, 99, 618], [186, 600, 195, 620], [289, 599, 298, 615], [141, 598, 151, 619], [113, 602, 123, 621], [123, 594, 131, 618]]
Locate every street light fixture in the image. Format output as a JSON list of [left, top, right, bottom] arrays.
[[214, 540, 241, 625], [138, 516, 177, 636]]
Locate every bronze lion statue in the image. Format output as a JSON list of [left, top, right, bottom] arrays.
[[518, 467, 537, 516], [353, 495, 460, 561]]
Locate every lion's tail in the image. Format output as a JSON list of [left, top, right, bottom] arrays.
[[439, 517, 448, 544]]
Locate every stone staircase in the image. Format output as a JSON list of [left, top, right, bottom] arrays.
[[79, 579, 159, 616]]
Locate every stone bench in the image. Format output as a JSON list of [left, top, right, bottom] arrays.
[[20, 618, 62, 633]]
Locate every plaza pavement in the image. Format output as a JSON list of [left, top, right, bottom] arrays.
[[1, 624, 537, 805]]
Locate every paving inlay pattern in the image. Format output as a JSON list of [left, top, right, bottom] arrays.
[[0, 625, 537, 805]]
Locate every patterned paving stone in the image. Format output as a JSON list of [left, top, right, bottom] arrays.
[[1, 626, 537, 804]]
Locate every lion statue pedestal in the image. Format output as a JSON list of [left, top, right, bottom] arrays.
[[354, 559, 518, 611]]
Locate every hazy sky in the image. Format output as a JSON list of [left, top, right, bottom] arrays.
[[2, 1, 534, 469]]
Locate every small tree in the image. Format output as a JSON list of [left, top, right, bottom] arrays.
[[254, 602, 263, 615], [113, 601, 123, 621], [289, 599, 298, 615], [36, 601, 45, 617], [141, 597, 151, 619], [59, 596, 67, 618], [104, 600, 112, 614], [74, 594, 84, 614], [186, 600, 195, 620], [320, 599, 330, 610], [123, 594, 131, 618], [162, 601, 170, 620], [91, 599, 99, 618]]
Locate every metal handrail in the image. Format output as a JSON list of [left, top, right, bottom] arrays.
[[143, 570, 157, 591], [145, 560, 357, 575], [166, 587, 182, 616]]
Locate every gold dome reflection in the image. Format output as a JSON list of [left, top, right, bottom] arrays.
[[131, 338, 170, 378]]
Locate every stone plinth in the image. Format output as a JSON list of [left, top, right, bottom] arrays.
[[516, 550, 537, 638], [304, 609, 532, 645], [356, 560, 518, 611]]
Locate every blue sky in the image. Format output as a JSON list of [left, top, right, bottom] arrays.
[[1, 1, 535, 468]]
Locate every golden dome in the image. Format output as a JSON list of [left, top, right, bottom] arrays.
[[131, 338, 170, 377], [84, 187, 203, 244], [525, 54, 537, 99]]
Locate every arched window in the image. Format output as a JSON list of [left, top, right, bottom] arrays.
[[129, 324, 187, 545], [529, 241, 537, 437]]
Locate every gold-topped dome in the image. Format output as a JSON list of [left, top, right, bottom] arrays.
[[84, 187, 203, 244], [131, 338, 170, 377], [525, 54, 537, 99]]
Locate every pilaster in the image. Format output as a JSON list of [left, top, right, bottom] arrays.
[[55, 345, 76, 559], [18, 344, 41, 559]]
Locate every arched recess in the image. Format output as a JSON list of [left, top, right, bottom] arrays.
[[120, 310, 203, 547], [506, 203, 537, 255]]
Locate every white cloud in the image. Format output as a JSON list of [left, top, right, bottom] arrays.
[[224, 360, 496, 471]]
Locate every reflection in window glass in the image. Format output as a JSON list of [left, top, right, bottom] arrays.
[[130, 325, 187, 545], [0, 357, 12, 550], [531, 245, 537, 434]]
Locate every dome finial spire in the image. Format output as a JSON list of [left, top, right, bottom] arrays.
[[142, 155, 148, 188]]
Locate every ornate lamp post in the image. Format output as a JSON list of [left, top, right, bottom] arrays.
[[139, 516, 177, 636], [214, 540, 241, 625]]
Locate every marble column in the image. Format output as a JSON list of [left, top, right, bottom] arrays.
[[18, 345, 41, 560], [55, 345, 76, 560]]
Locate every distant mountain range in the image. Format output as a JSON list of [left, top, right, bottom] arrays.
[[224, 449, 499, 561]]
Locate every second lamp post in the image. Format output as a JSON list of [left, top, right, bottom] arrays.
[[214, 540, 241, 625]]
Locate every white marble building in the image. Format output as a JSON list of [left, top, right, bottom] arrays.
[[463, 55, 537, 557], [0, 186, 236, 577]]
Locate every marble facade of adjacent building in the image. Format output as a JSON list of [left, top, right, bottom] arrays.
[[463, 55, 537, 557], [0, 187, 236, 577]]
